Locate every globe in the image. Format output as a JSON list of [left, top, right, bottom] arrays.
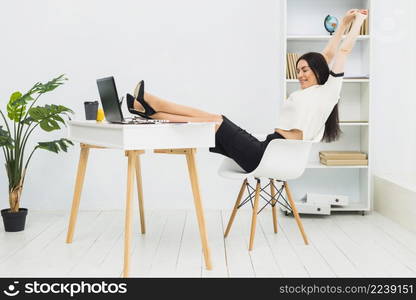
[[324, 15, 339, 35]]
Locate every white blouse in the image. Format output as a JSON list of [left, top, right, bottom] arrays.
[[276, 72, 344, 141]]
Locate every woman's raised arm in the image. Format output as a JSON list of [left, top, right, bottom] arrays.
[[331, 10, 368, 74], [321, 9, 358, 64]]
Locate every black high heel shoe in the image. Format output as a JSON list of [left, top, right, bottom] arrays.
[[126, 93, 152, 119], [133, 80, 156, 117]]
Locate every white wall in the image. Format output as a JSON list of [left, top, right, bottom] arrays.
[[0, 0, 282, 210], [371, 0, 416, 177], [0, 0, 414, 211]]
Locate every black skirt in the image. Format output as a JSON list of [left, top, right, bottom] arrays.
[[209, 115, 286, 173]]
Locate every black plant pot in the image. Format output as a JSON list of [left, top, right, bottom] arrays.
[[1, 208, 28, 232]]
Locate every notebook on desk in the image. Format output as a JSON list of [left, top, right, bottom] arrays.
[[96, 76, 186, 124]]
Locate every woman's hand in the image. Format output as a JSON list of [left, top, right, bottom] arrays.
[[331, 9, 368, 74], [342, 9, 359, 25], [358, 9, 368, 15], [355, 9, 369, 20]]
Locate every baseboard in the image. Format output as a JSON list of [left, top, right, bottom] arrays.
[[374, 174, 416, 232]]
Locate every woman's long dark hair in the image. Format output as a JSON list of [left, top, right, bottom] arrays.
[[296, 52, 342, 142]]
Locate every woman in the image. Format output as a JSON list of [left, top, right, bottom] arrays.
[[126, 9, 368, 173]]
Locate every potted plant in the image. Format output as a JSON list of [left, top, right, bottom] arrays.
[[0, 74, 74, 232]]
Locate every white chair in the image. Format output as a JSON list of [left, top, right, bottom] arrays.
[[219, 137, 315, 250]]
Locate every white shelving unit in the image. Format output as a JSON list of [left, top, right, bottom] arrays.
[[283, 0, 373, 213]]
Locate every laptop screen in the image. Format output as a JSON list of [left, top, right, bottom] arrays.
[[96, 76, 124, 123]]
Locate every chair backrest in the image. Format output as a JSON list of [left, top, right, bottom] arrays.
[[252, 139, 314, 180]]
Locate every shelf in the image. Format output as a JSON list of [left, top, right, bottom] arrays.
[[331, 203, 370, 212], [287, 35, 370, 41], [286, 78, 369, 83], [307, 161, 368, 169], [338, 122, 368, 126]]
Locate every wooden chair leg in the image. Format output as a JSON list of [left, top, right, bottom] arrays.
[[270, 179, 278, 233], [123, 151, 136, 277], [66, 146, 90, 243], [284, 181, 308, 245], [185, 149, 212, 270], [135, 154, 146, 234], [249, 179, 261, 251], [224, 179, 247, 238]]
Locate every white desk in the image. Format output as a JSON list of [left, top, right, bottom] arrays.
[[65, 120, 216, 277]]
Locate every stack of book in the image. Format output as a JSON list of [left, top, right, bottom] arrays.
[[286, 53, 300, 79], [319, 151, 368, 166], [345, 14, 369, 35]]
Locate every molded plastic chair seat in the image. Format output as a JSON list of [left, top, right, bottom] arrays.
[[219, 139, 313, 181]]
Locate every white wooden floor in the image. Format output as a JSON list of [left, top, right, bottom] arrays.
[[1, 209, 416, 277]]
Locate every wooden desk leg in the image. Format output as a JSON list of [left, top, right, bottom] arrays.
[[185, 148, 212, 270], [123, 151, 136, 277], [66, 145, 90, 243], [135, 154, 146, 234]]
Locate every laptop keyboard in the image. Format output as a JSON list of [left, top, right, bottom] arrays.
[[124, 117, 171, 124]]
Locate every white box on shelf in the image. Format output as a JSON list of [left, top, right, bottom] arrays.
[[307, 192, 349, 206], [280, 196, 331, 215]]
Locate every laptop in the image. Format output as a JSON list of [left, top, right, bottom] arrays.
[[96, 76, 184, 124]]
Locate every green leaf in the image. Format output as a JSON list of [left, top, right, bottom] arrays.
[[39, 119, 59, 131], [10, 91, 22, 102], [0, 125, 14, 148], [52, 114, 66, 126], [7, 91, 27, 122], [32, 74, 68, 94], [57, 139, 68, 152], [38, 141, 59, 153], [37, 138, 73, 154], [19, 92, 34, 103], [28, 104, 74, 132], [28, 106, 45, 120]]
